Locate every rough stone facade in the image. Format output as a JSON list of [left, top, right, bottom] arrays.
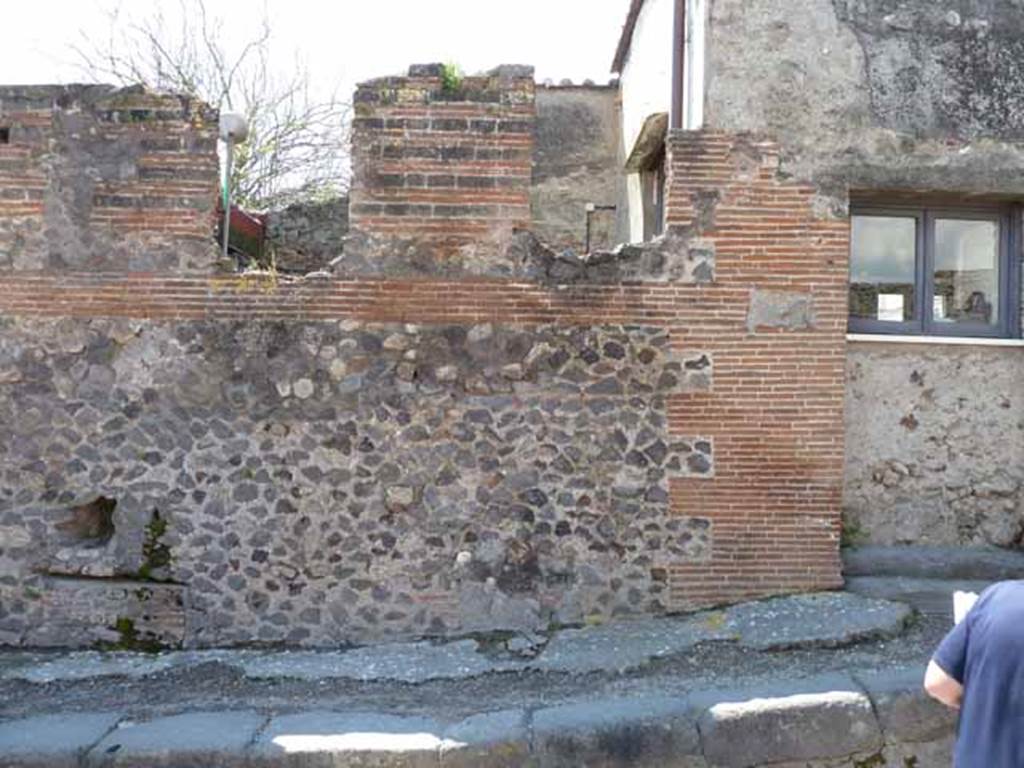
[[265, 197, 349, 274], [0, 67, 729, 647], [5, 0, 1024, 647], [531, 85, 622, 253], [0, 314, 711, 647], [0, 85, 222, 273]]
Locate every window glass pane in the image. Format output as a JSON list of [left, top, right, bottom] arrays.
[[850, 216, 916, 322], [933, 219, 999, 326]]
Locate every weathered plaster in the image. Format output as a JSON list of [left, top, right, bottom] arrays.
[[704, 0, 1024, 197], [531, 86, 621, 253], [844, 343, 1024, 547]]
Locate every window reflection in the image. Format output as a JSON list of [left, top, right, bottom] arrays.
[[850, 216, 916, 322], [934, 219, 999, 326]]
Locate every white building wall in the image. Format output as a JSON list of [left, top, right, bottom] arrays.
[[619, 0, 707, 242], [619, 0, 674, 243], [684, 0, 707, 131]]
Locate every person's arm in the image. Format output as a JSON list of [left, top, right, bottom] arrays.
[[925, 601, 973, 710], [924, 659, 963, 710]]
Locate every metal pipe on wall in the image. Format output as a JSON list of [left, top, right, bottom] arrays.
[[671, 0, 686, 130]]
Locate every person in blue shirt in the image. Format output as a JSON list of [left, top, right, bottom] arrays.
[[924, 581, 1024, 767]]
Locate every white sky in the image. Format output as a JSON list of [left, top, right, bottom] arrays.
[[1, 0, 629, 99]]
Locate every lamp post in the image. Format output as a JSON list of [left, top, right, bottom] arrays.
[[218, 113, 249, 262]]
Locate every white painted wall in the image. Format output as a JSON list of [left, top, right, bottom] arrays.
[[684, 0, 707, 131], [619, 0, 673, 242], [619, 0, 707, 242]]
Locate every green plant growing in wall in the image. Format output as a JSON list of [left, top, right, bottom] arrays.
[[137, 510, 172, 581], [440, 62, 464, 95], [105, 617, 165, 653], [840, 517, 867, 550]]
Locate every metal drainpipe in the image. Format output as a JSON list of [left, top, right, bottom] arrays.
[[671, 0, 686, 130], [222, 137, 234, 262]]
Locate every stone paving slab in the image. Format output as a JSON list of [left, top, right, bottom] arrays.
[[531, 613, 731, 674], [724, 592, 913, 650], [85, 710, 265, 767], [0, 650, 207, 684], [698, 687, 882, 768], [440, 710, 530, 768], [0, 592, 913, 686], [235, 640, 522, 683], [532, 696, 704, 767], [845, 575, 993, 618], [0, 712, 122, 768], [853, 667, 958, 745]]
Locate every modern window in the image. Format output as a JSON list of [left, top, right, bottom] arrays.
[[849, 204, 1020, 338]]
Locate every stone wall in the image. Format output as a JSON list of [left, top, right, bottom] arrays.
[[265, 197, 349, 274], [845, 343, 1024, 548], [0, 304, 712, 647], [0, 84, 221, 273], [0, 72, 721, 647], [531, 85, 622, 253]]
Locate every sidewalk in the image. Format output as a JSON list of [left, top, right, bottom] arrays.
[[0, 592, 956, 767]]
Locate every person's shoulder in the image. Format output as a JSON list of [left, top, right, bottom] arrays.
[[975, 580, 1024, 610]]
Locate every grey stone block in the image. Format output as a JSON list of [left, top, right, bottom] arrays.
[[882, 737, 955, 768], [855, 667, 958, 744], [85, 710, 263, 767], [697, 685, 882, 767], [21, 577, 186, 648], [727, 592, 912, 651], [746, 288, 815, 332], [440, 710, 530, 767], [532, 696, 705, 767], [251, 711, 444, 767], [842, 546, 1024, 581], [845, 576, 993, 619], [0, 712, 121, 768]]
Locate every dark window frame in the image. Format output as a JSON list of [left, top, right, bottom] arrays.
[[640, 145, 666, 243], [849, 202, 1022, 339]]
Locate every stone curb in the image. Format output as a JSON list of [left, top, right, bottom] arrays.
[[0, 666, 956, 768]]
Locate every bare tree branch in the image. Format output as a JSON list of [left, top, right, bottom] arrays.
[[73, 0, 350, 210]]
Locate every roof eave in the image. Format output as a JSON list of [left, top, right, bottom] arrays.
[[611, 0, 647, 74]]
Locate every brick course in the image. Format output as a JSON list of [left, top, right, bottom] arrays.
[[350, 66, 535, 256], [664, 130, 847, 608]]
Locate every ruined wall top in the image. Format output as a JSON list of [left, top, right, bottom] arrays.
[[0, 84, 222, 273], [354, 64, 536, 108], [348, 64, 538, 264]]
